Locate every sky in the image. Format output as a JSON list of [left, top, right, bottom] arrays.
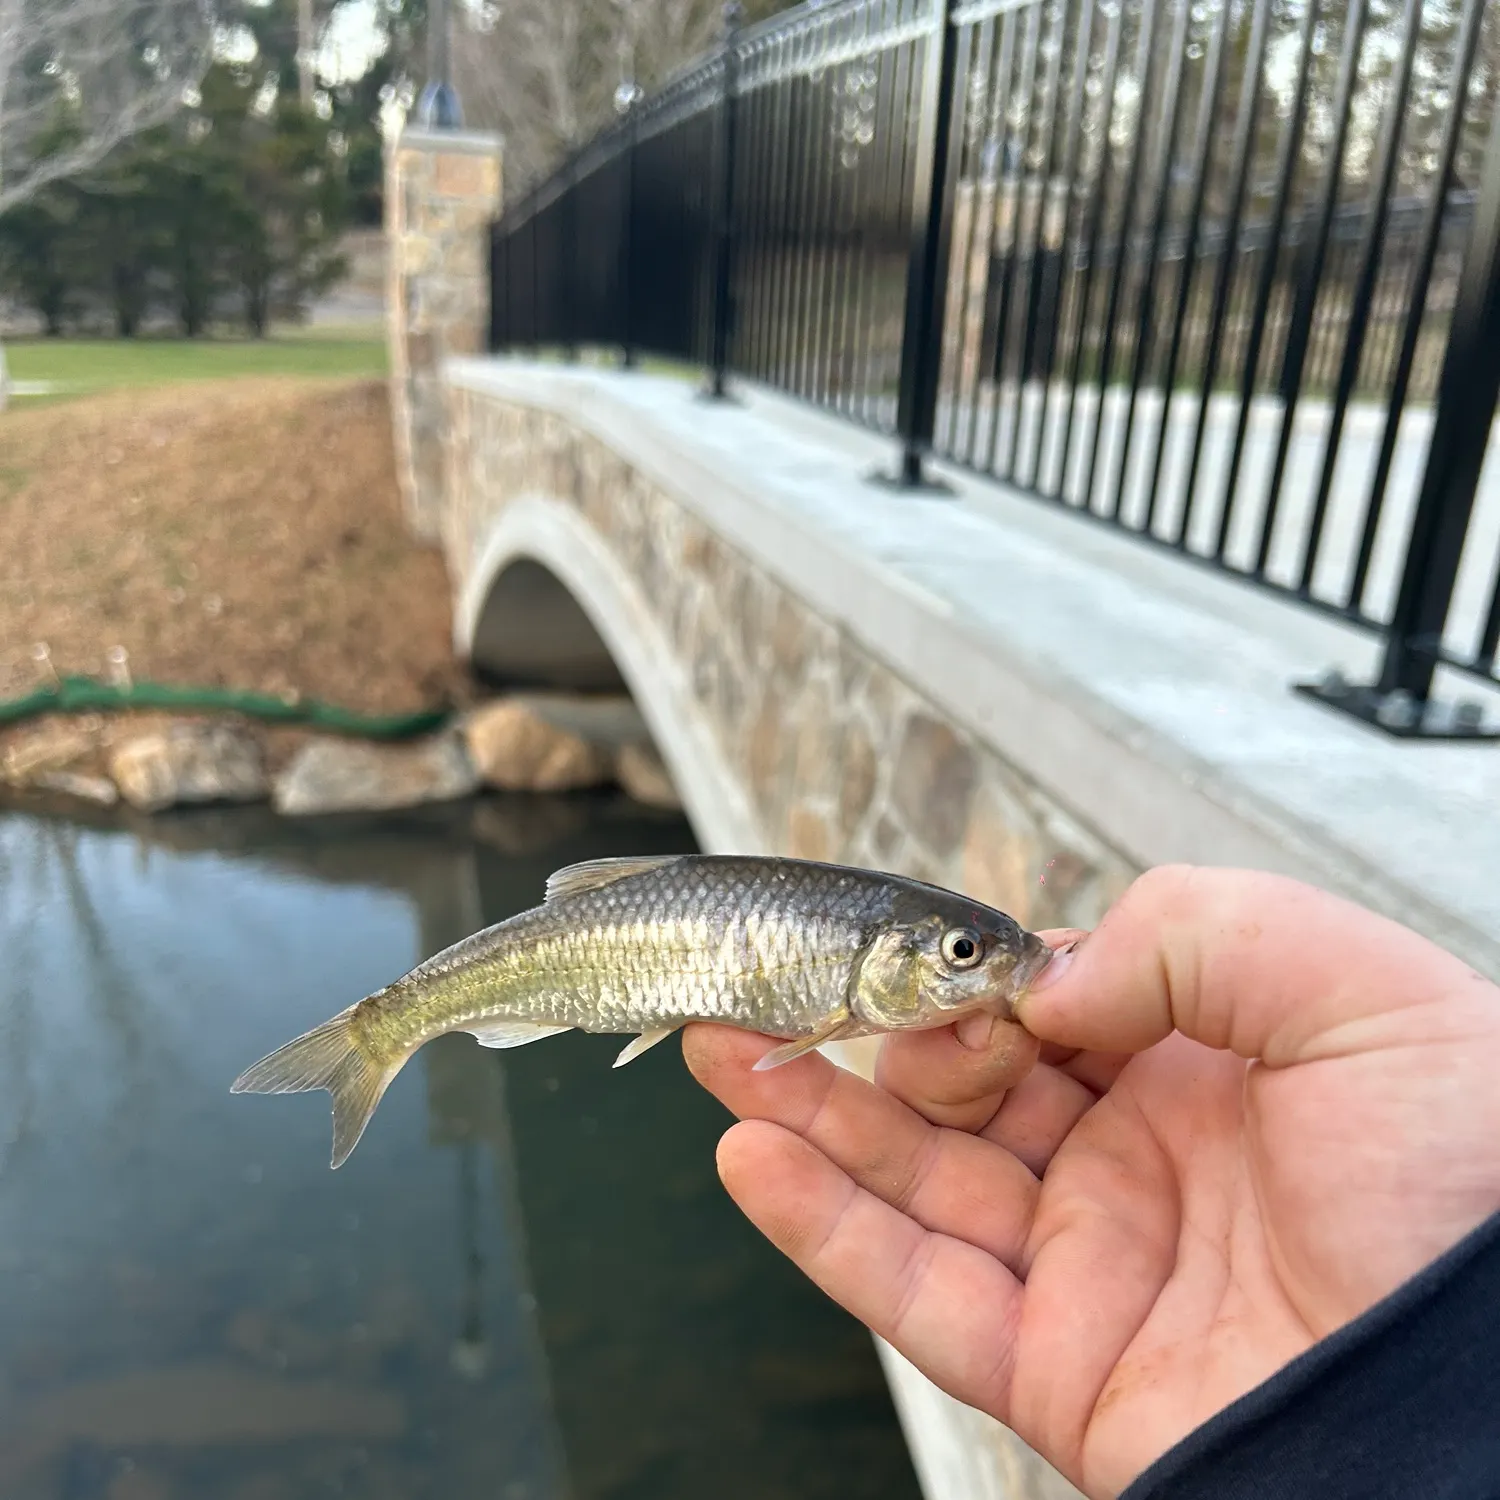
[[317, 0, 389, 84]]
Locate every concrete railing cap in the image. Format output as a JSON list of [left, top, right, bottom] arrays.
[[397, 126, 504, 156]]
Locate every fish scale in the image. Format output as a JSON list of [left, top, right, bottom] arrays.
[[232, 853, 1050, 1168]]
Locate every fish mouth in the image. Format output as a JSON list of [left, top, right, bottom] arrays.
[[1011, 935, 1055, 999]]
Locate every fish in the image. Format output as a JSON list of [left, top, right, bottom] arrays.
[[232, 854, 1053, 1168]]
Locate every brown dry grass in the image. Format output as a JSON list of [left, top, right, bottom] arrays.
[[0, 378, 468, 717]]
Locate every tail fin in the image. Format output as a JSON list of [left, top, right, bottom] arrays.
[[231, 1008, 396, 1169]]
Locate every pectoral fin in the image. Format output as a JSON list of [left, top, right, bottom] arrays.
[[467, 1019, 573, 1049], [612, 1027, 678, 1068], [752, 1010, 858, 1071]]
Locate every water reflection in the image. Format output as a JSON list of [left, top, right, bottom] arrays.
[[0, 793, 919, 1500]]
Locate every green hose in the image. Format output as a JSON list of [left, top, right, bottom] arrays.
[[0, 676, 450, 739]]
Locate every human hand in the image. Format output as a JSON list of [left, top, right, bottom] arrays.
[[682, 866, 1500, 1498]]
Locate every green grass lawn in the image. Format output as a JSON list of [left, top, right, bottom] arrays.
[[4, 325, 387, 402]]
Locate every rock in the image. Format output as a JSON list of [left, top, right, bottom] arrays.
[[0, 1360, 405, 1458], [771, 593, 812, 682], [108, 724, 267, 813], [962, 784, 1038, 925], [746, 696, 791, 811], [470, 795, 589, 855], [223, 1306, 337, 1373], [34, 769, 120, 806], [108, 1465, 174, 1500], [273, 734, 478, 816], [615, 742, 682, 810], [787, 802, 833, 862], [516, 692, 649, 748], [836, 722, 878, 836], [462, 696, 617, 792], [890, 713, 977, 855], [224, 1479, 288, 1500], [1, 719, 97, 785]]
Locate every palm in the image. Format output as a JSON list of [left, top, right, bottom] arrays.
[[1019, 1019, 1495, 1491], [1015, 1040, 1314, 1491]]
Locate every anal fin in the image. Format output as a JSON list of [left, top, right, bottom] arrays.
[[467, 1019, 573, 1050], [752, 1010, 858, 1071], [612, 1026, 678, 1069]]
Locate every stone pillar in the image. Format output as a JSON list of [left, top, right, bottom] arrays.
[[386, 126, 503, 540]]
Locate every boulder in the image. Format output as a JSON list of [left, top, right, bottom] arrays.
[[461, 696, 619, 792], [273, 733, 478, 816], [108, 723, 267, 813], [615, 742, 682, 811], [35, 770, 120, 807], [513, 693, 650, 748], [1, 719, 98, 785], [470, 795, 589, 855]]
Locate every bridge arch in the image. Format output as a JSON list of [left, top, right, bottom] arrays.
[[455, 494, 763, 855]]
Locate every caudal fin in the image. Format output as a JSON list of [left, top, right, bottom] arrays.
[[231, 1008, 396, 1169]]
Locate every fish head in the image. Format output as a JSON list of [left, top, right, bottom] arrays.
[[849, 899, 1052, 1031]]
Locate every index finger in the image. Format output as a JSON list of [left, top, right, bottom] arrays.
[[1016, 865, 1489, 1064]]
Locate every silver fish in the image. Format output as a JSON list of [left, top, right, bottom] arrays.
[[233, 854, 1052, 1167]]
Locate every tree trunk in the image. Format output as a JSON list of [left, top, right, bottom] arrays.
[[114, 261, 143, 337], [246, 286, 268, 337], [298, 0, 316, 105]]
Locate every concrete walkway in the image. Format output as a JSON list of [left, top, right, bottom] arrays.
[[940, 381, 1500, 665]]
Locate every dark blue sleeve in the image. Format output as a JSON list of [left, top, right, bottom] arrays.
[[1121, 1210, 1500, 1500]]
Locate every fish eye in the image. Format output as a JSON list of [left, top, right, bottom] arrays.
[[940, 927, 984, 970]]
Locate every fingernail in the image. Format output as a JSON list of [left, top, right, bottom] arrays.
[[1024, 947, 1074, 995], [957, 1012, 996, 1051]]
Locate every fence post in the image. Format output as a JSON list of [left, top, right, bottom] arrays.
[[618, 94, 641, 369], [885, 0, 961, 489], [528, 213, 539, 352], [708, 3, 744, 399], [488, 222, 502, 352], [1297, 98, 1500, 740], [563, 158, 580, 362]]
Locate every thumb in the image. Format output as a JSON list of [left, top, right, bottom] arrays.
[[1015, 865, 1484, 1066]]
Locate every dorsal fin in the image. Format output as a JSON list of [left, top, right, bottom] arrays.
[[544, 855, 683, 902]]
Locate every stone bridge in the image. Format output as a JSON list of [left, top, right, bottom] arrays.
[[386, 128, 1500, 1500]]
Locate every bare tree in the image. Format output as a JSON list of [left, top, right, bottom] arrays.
[[452, 0, 725, 194], [0, 0, 212, 406], [0, 0, 214, 215], [297, 0, 316, 105]]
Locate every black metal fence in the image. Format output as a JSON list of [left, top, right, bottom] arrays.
[[489, 0, 1500, 739]]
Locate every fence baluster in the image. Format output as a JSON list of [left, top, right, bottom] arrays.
[[890, 0, 963, 487], [710, 5, 745, 398]]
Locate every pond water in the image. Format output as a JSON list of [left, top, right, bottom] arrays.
[[0, 793, 921, 1500]]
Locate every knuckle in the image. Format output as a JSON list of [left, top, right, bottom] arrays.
[[1122, 863, 1200, 920]]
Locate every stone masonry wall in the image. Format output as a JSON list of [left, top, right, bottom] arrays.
[[386, 128, 503, 540], [445, 383, 1139, 1499]]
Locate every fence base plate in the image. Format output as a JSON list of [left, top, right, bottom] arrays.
[[695, 381, 741, 405], [1293, 677, 1500, 740], [866, 466, 955, 496]]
